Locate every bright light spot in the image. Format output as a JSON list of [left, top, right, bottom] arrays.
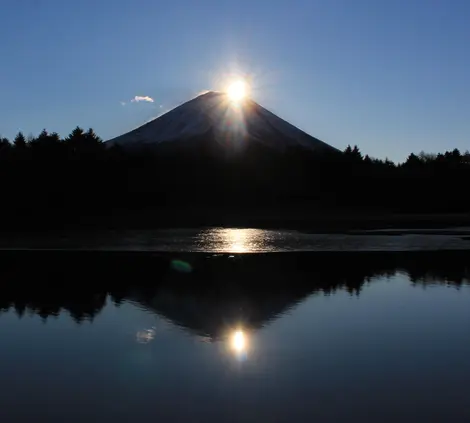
[[199, 228, 266, 253], [231, 330, 246, 352], [227, 229, 250, 253], [226, 80, 248, 102]]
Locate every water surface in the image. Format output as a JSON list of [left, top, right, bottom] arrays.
[[1, 227, 470, 251], [0, 252, 469, 422]]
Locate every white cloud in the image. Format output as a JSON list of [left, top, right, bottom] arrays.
[[120, 101, 126, 106], [131, 96, 154, 103]]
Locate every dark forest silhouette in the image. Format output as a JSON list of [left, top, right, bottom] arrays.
[[1, 127, 470, 228], [0, 251, 468, 327]]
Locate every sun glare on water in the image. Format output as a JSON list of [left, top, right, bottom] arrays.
[[226, 80, 248, 102]]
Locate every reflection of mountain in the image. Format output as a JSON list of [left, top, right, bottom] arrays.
[[0, 252, 469, 331], [128, 285, 311, 338]]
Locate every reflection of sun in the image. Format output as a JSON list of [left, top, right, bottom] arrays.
[[227, 229, 250, 253], [226, 80, 248, 102], [231, 330, 247, 352], [198, 228, 268, 253]]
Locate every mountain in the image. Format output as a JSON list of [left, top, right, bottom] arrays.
[[106, 91, 337, 153]]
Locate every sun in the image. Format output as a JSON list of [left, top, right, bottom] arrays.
[[226, 80, 248, 102]]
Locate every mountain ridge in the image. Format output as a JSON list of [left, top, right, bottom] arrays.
[[106, 91, 338, 153]]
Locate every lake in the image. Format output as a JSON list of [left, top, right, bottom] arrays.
[[0, 251, 469, 422], [1, 227, 470, 251]]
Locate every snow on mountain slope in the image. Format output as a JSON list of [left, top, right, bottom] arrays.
[[107, 91, 337, 152]]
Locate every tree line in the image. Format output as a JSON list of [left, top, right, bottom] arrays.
[[0, 126, 469, 227]]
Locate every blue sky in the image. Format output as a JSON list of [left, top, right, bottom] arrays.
[[1, 0, 469, 162]]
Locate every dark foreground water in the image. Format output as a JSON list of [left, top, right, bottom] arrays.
[[1, 251, 470, 422]]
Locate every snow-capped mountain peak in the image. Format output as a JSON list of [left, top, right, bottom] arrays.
[[106, 91, 337, 153]]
